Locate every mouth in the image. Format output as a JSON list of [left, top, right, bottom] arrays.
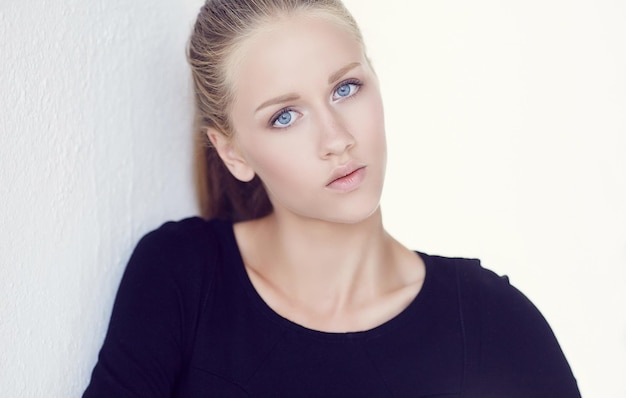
[[326, 163, 367, 192]]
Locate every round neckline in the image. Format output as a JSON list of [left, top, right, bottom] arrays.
[[217, 218, 432, 341]]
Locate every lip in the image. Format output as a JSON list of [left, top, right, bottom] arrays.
[[325, 162, 367, 192]]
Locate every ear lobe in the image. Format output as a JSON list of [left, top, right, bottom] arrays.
[[207, 128, 256, 182]]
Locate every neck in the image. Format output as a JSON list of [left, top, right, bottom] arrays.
[[254, 207, 391, 309]]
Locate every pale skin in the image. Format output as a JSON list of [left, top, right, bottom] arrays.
[[209, 14, 425, 333]]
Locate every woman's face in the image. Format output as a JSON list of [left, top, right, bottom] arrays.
[[224, 15, 387, 224]]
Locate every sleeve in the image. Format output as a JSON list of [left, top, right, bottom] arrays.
[[465, 264, 581, 398], [83, 219, 212, 397]]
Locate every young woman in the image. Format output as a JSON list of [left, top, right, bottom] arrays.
[[83, 0, 581, 396]]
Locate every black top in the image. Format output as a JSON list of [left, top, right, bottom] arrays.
[[83, 217, 581, 397]]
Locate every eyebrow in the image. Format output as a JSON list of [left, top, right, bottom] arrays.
[[255, 62, 362, 113], [328, 61, 361, 85], [255, 93, 300, 113]]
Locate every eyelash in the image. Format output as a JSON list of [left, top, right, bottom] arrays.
[[333, 78, 363, 100], [269, 107, 296, 128], [268, 78, 364, 129]]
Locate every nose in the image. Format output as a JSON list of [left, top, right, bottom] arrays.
[[318, 108, 356, 158]]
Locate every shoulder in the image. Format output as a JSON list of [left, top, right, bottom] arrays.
[[84, 217, 235, 396], [420, 252, 521, 305], [130, 217, 231, 266], [135, 216, 221, 253], [107, 217, 237, 348], [121, 217, 235, 292], [421, 252, 579, 396], [421, 252, 552, 340]]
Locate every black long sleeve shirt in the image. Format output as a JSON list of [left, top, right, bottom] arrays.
[[83, 217, 581, 397]]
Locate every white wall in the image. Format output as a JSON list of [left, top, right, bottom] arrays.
[[0, 0, 623, 397], [0, 1, 200, 396]]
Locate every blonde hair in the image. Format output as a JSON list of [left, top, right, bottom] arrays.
[[188, 0, 364, 221]]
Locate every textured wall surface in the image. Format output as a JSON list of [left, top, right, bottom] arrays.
[[0, 1, 201, 396], [1, 0, 624, 397]]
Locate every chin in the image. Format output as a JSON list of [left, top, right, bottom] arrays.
[[313, 201, 382, 225], [270, 183, 384, 225]]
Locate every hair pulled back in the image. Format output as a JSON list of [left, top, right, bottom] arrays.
[[188, 0, 364, 222]]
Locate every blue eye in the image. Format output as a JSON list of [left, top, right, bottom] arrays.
[[332, 80, 361, 100], [271, 109, 298, 128], [336, 84, 352, 97]]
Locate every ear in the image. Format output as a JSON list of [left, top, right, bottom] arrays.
[[207, 128, 256, 182]]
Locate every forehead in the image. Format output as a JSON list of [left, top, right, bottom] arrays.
[[229, 15, 364, 106]]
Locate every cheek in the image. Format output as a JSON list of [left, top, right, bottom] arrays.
[[240, 135, 311, 186], [352, 93, 386, 148]]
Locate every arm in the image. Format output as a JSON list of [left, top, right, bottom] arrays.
[[83, 218, 212, 397], [472, 266, 581, 397]]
